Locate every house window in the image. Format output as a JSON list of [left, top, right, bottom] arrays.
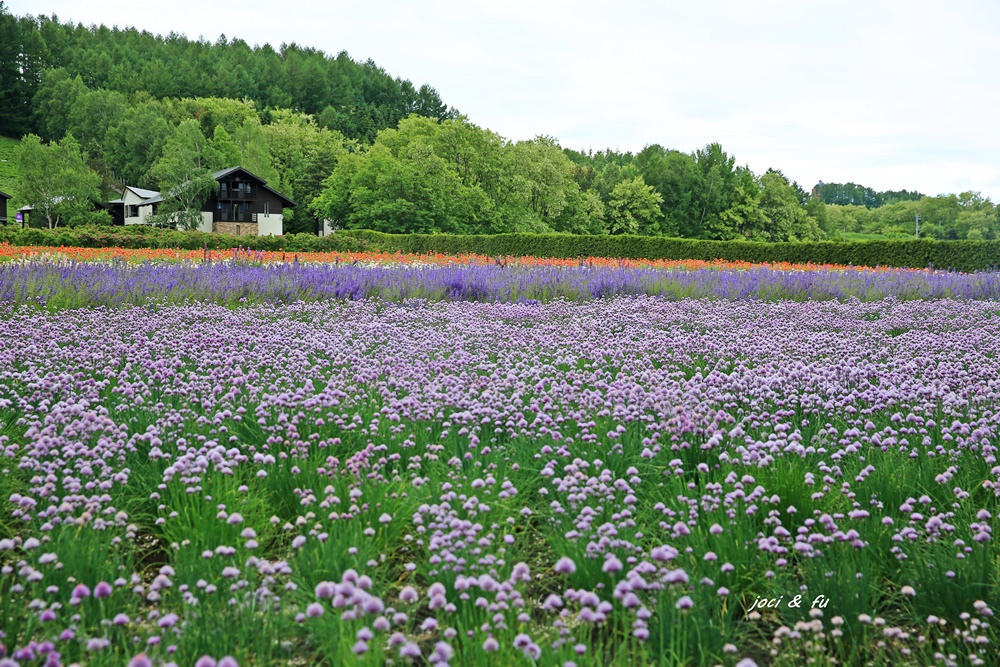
[[235, 225, 241, 236], [264, 201, 269, 216], [126, 205, 138, 218]]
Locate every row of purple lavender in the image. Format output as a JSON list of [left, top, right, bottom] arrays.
[[0, 260, 999, 308]]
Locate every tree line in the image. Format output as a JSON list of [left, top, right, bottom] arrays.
[[312, 120, 828, 240], [818, 192, 998, 241], [4, 3, 999, 240], [813, 182, 923, 209], [0, 3, 454, 142]]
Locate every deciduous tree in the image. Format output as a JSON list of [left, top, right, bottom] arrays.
[[103, 98, 172, 188], [606, 177, 663, 235], [17, 133, 103, 228], [147, 120, 221, 230], [757, 170, 823, 241], [263, 109, 351, 234]]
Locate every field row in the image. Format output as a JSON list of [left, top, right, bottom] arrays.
[[1, 296, 998, 665], [0, 242, 926, 271], [1, 259, 998, 312]]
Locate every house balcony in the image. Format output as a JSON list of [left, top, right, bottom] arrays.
[[217, 189, 256, 201]]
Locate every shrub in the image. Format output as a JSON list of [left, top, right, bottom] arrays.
[[330, 231, 1000, 272], [0, 226, 997, 271], [0, 225, 374, 253]]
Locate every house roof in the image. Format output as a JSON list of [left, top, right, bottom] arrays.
[[109, 186, 162, 207], [109, 167, 297, 211], [109, 189, 162, 206], [212, 166, 251, 180], [126, 186, 161, 200], [0, 191, 11, 199], [212, 166, 297, 207]]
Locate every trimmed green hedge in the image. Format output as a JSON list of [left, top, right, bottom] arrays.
[[2, 225, 999, 271], [0, 225, 372, 253], [333, 231, 1000, 272]]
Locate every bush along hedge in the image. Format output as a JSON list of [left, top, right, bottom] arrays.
[[1, 225, 999, 271], [332, 231, 1000, 272], [0, 225, 374, 253]]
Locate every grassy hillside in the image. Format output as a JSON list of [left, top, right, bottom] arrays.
[[0, 135, 18, 200]]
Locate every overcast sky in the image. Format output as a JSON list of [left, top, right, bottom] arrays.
[[12, 0, 1000, 200]]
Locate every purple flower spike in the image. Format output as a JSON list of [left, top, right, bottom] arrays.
[[158, 613, 179, 628], [602, 555, 623, 573], [430, 642, 454, 662], [86, 638, 110, 651], [554, 556, 576, 574], [315, 581, 335, 599], [400, 642, 421, 658], [651, 546, 678, 562], [128, 654, 154, 667], [94, 581, 113, 598], [399, 585, 419, 603]]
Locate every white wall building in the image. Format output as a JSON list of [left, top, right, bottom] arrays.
[[109, 167, 296, 236]]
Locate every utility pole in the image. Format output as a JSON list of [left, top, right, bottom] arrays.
[[915, 214, 920, 239]]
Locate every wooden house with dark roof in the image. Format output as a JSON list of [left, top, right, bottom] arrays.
[[206, 166, 296, 236], [109, 167, 296, 236]]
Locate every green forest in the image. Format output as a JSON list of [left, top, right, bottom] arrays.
[[2, 3, 999, 240]]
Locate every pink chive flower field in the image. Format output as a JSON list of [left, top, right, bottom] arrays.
[[1, 258, 999, 666]]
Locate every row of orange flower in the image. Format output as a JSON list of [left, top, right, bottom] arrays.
[[0, 242, 916, 273]]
